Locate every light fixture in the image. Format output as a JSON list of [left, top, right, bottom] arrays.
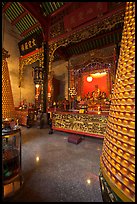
[[69, 87, 77, 96], [35, 84, 39, 88], [36, 156, 39, 162], [48, 93, 51, 98], [33, 66, 43, 85], [90, 71, 107, 78], [86, 179, 91, 184], [98, 106, 101, 114], [87, 75, 93, 82]]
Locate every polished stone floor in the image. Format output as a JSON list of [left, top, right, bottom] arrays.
[[6, 126, 104, 202]]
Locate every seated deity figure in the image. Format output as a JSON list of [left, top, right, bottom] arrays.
[[86, 92, 91, 99], [101, 92, 107, 100], [92, 85, 101, 101]]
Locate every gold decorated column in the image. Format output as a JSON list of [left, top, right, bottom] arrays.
[[2, 48, 16, 119], [100, 2, 135, 202]]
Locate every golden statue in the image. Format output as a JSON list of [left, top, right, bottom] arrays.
[[92, 85, 101, 101]]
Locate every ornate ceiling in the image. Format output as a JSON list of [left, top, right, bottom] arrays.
[[70, 45, 115, 68], [2, 2, 65, 39], [2, 2, 126, 62], [53, 26, 123, 61]]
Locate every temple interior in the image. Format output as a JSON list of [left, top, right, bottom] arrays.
[[2, 2, 135, 202]]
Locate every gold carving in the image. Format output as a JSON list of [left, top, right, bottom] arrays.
[[52, 112, 108, 136], [48, 10, 125, 74], [2, 48, 10, 59], [49, 10, 125, 48], [19, 47, 44, 87], [100, 2, 135, 202], [50, 20, 64, 38]]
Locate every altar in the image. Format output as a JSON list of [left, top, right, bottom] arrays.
[[50, 110, 109, 139], [47, 58, 113, 138]]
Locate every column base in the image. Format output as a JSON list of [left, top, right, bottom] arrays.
[[40, 112, 50, 129], [99, 169, 123, 202]]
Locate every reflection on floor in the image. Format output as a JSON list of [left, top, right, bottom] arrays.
[[6, 126, 103, 202]]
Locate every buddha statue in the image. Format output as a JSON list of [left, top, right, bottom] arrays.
[[92, 85, 101, 101]]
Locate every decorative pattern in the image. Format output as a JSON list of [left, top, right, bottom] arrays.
[[15, 110, 28, 126], [69, 69, 75, 89], [68, 87, 77, 97], [47, 10, 125, 101], [2, 48, 16, 120], [70, 46, 115, 69], [100, 2, 135, 202], [52, 112, 108, 137], [48, 71, 54, 102], [48, 9, 125, 55], [50, 20, 64, 38], [19, 47, 44, 87]]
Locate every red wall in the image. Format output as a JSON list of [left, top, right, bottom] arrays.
[[52, 77, 60, 101], [80, 73, 109, 98], [64, 2, 108, 31]]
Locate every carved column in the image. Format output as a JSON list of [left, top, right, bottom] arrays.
[[48, 71, 54, 103], [42, 42, 49, 113], [48, 43, 58, 102], [100, 2, 135, 202]]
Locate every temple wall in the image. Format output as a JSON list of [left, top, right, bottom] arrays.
[[2, 15, 35, 107], [52, 60, 68, 100]]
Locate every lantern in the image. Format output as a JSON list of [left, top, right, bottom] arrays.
[[87, 75, 93, 82], [33, 66, 43, 85]]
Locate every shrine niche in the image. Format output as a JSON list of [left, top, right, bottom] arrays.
[[67, 46, 115, 112], [47, 7, 124, 102], [70, 46, 115, 95]]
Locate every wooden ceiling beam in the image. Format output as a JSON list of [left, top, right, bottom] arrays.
[[67, 27, 123, 51], [51, 2, 73, 17], [20, 22, 41, 37], [2, 2, 12, 13], [11, 10, 28, 26], [55, 47, 69, 61], [65, 28, 123, 58], [19, 2, 51, 41], [18, 2, 47, 28]]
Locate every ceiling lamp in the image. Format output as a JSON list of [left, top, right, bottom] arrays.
[[35, 84, 40, 88], [90, 71, 107, 78], [87, 75, 93, 82]]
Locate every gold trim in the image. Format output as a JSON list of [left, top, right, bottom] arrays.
[[19, 48, 44, 87], [52, 112, 108, 136], [2, 48, 10, 59], [100, 159, 135, 202], [49, 10, 125, 47], [48, 10, 125, 72]]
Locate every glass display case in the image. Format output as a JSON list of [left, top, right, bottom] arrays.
[[2, 127, 23, 199]]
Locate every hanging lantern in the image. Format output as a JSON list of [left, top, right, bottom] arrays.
[[87, 75, 93, 82], [35, 84, 40, 88], [33, 66, 43, 85]]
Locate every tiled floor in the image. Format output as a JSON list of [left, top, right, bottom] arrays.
[[5, 126, 104, 202]]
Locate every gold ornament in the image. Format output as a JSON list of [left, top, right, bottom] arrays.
[[100, 2, 135, 202]]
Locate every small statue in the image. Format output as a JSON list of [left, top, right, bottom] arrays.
[[92, 85, 101, 101], [86, 92, 91, 99], [100, 92, 107, 103]]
